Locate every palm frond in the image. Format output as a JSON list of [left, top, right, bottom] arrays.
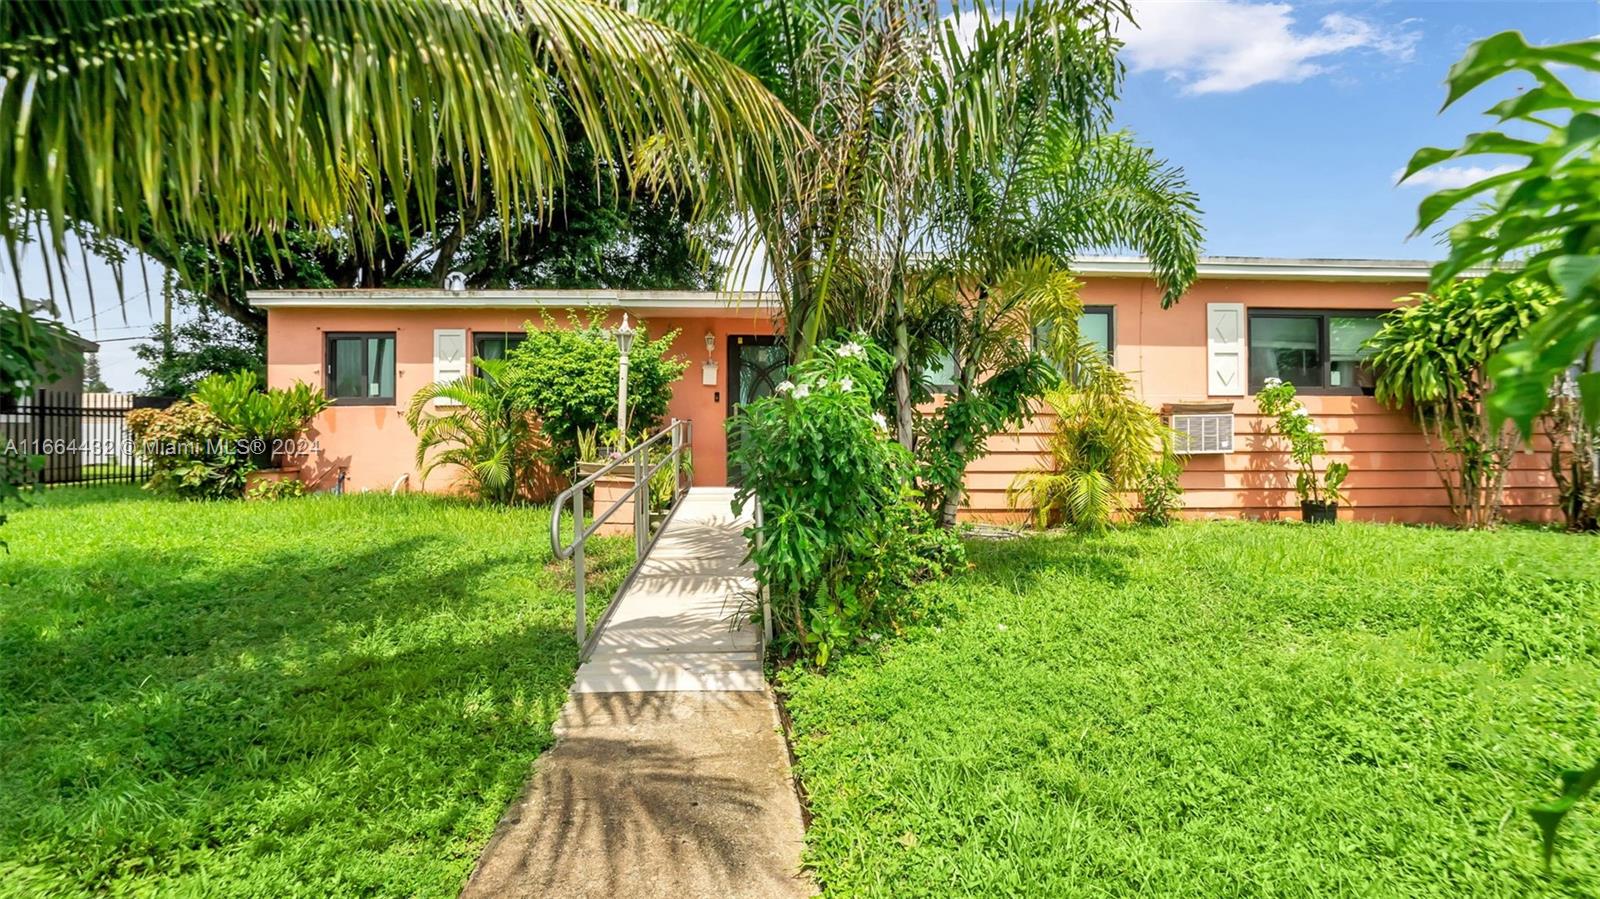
[[0, 0, 807, 307]]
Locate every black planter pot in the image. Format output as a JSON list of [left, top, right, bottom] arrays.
[[1300, 500, 1339, 524]]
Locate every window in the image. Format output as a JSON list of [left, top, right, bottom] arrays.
[[1247, 310, 1382, 394], [1032, 305, 1116, 361], [325, 333, 396, 403], [473, 332, 527, 375], [923, 351, 958, 393]]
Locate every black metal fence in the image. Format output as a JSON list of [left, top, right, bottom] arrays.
[[1, 391, 177, 487]]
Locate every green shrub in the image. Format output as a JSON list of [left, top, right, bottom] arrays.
[[1010, 353, 1180, 531], [500, 312, 686, 466], [1365, 279, 1550, 528], [128, 371, 329, 500], [731, 336, 958, 666], [126, 401, 253, 500], [1136, 454, 1185, 527], [1256, 378, 1348, 508], [192, 370, 331, 445]]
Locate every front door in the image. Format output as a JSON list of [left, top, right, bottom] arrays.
[[726, 335, 788, 485]]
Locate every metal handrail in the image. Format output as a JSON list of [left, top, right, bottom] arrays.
[[550, 418, 693, 649]]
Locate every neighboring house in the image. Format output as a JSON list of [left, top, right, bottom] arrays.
[[253, 257, 1557, 524], [1, 326, 100, 484]]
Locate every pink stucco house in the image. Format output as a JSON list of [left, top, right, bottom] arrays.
[[254, 256, 1557, 525]]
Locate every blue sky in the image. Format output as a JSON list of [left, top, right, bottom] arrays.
[[5, 0, 1598, 390], [1111, 0, 1598, 258]]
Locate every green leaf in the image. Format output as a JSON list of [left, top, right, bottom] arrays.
[[1550, 255, 1600, 302], [1442, 31, 1530, 109], [1531, 760, 1600, 867], [1400, 146, 1457, 180], [1568, 112, 1600, 145]]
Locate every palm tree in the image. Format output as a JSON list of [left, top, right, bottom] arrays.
[[650, 1, 1149, 350], [0, 0, 806, 305], [406, 357, 541, 504], [913, 18, 1203, 525], [1009, 344, 1179, 531]]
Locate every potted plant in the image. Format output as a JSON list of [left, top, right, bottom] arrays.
[[1257, 378, 1349, 523]]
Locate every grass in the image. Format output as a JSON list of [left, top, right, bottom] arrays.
[[780, 521, 1600, 897], [0, 486, 628, 898]]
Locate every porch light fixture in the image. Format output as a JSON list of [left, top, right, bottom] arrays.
[[615, 314, 635, 442], [704, 331, 716, 355]]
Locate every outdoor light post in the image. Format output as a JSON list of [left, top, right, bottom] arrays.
[[614, 314, 635, 448]]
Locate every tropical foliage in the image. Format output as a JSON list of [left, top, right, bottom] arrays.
[[1010, 346, 1180, 531], [0, 0, 803, 306], [126, 401, 254, 500], [1255, 379, 1349, 509], [1401, 31, 1600, 862], [500, 314, 688, 466], [1399, 32, 1600, 437], [729, 337, 963, 666], [1365, 279, 1550, 528], [191, 371, 331, 448], [126, 371, 329, 500], [651, 2, 1202, 520], [406, 357, 543, 505]]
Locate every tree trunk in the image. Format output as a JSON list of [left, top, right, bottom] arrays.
[[891, 286, 914, 451]]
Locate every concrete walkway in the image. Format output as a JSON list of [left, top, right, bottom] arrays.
[[462, 488, 813, 899]]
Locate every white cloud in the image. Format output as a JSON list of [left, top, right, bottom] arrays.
[[1119, 1, 1420, 94], [1392, 163, 1517, 190]]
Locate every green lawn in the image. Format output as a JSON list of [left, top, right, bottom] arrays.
[[0, 487, 626, 898], [781, 522, 1600, 897]]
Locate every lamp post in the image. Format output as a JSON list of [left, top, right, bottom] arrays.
[[614, 314, 635, 448]]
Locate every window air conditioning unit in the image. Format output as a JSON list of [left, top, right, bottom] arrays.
[[1164, 401, 1234, 455]]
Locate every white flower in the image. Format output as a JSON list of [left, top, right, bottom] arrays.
[[838, 377, 854, 392], [1291, 408, 1310, 418], [997, 623, 1008, 632], [792, 384, 811, 400], [1265, 377, 1282, 387], [839, 341, 865, 359], [871, 411, 889, 432], [1307, 423, 1321, 434], [776, 380, 795, 395]]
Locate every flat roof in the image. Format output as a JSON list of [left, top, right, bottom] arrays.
[[248, 288, 778, 311], [1074, 256, 1444, 281], [248, 257, 1446, 309]]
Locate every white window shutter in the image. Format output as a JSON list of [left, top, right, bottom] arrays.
[[1206, 303, 1246, 397], [433, 329, 468, 406]]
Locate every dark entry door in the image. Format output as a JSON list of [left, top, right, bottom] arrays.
[[726, 335, 787, 485]]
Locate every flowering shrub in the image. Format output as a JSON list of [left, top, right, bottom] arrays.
[[1256, 378, 1348, 506], [127, 401, 254, 500], [730, 336, 964, 666]]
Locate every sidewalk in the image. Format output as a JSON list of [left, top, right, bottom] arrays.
[[460, 489, 813, 898]]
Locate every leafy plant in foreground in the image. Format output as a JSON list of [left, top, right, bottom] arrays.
[[1400, 32, 1598, 857], [1256, 379, 1349, 511], [126, 401, 254, 500], [1365, 279, 1549, 528], [1399, 32, 1600, 436], [730, 336, 958, 666]]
